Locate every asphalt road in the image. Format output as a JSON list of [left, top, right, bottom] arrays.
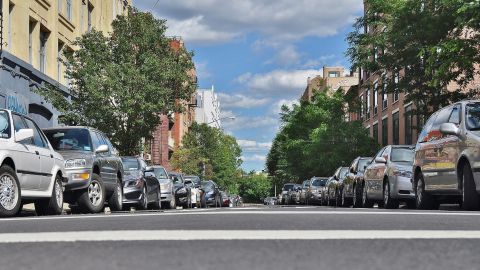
[[2, 205, 480, 270]]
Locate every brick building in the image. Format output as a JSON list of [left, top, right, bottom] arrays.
[[301, 66, 358, 102]]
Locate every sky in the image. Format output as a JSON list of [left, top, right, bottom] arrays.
[[133, 0, 364, 172]]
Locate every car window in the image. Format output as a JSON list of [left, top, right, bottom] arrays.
[[12, 114, 32, 144], [97, 133, 111, 153], [202, 181, 214, 191], [465, 102, 480, 130], [430, 107, 453, 140], [170, 175, 183, 184], [24, 118, 47, 148], [390, 147, 415, 164], [91, 132, 103, 149], [153, 167, 168, 179], [339, 167, 349, 179], [448, 104, 461, 125], [121, 158, 140, 171], [311, 178, 327, 187], [0, 110, 11, 139], [417, 112, 437, 143], [358, 158, 371, 172], [374, 147, 386, 160], [44, 129, 93, 151]]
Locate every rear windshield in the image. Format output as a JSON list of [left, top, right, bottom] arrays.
[[0, 110, 10, 139], [44, 129, 92, 151], [391, 148, 415, 164], [311, 179, 327, 187]]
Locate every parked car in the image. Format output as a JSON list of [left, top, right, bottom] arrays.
[[326, 167, 349, 206], [202, 180, 222, 207], [280, 183, 296, 205], [169, 172, 192, 209], [120, 157, 161, 210], [299, 180, 310, 205], [220, 191, 231, 207], [363, 145, 415, 209], [43, 126, 123, 214], [413, 101, 480, 210], [184, 175, 206, 208], [342, 156, 373, 208], [307, 177, 327, 205], [0, 110, 66, 217], [263, 197, 277, 205], [152, 166, 175, 209], [288, 184, 302, 205]]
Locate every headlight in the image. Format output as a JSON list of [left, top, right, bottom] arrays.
[[160, 183, 171, 191], [124, 179, 143, 188], [393, 170, 412, 178], [65, 159, 87, 168]]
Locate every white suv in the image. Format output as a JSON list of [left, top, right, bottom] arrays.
[[0, 110, 66, 217]]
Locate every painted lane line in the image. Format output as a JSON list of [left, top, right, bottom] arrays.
[[1, 230, 480, 243]]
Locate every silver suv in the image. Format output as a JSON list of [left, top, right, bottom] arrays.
[[413, 101, 480, 210]]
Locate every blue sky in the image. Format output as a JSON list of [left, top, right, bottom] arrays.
[[133, 0, 364, 172]]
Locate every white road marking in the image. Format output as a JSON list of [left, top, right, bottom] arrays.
[[1, 230, 480, 243], [4, 208, 480, 222]]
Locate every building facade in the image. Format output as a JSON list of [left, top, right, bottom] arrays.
[[301, 66, 358, 102], [195, 86, 221, 128], [0, 0, 130, 127]]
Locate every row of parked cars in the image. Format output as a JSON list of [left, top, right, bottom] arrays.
[[277, 100, 480, 211], [0, 109, 238, 217]]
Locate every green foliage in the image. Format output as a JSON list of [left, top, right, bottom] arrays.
[[171, 123, 242, 193], [267, 90, 378, 183], [347, 0, 480, 119], [36, 8, 196, 155], [238, 172, 271, 203]]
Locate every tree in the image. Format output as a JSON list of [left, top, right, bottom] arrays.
[[267, 90, 378, 182], [347, 0, 480, 120], [37, 8, 196, 155], [238, 172, 271, 203], [171, 123, 242, 193]]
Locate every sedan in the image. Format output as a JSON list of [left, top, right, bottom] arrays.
[[202, 180, 222, 207], [121, 157, 161, 210]]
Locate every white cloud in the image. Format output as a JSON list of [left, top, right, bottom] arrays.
[[270, 99, 299, 115], [222, 115, 278, 131], [218, 93, 270, 109], [241, 154, 267, 162], [133, 0, 363, 44], [302, 54, 336, 68], [195, 61, 211, 79], [237, 140, 272, 151]]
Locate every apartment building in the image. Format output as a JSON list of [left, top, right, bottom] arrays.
[[301, 66, 358, 102], [0, 0, 130, 127], [196, 86, 221, 128]]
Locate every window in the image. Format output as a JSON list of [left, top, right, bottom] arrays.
[[360, 94, 364, 119], [374, 147, 386, 160], [57, 41, 64, 82], [24, 118, 47, 148], [43, 129, 93, 151], [405, 105, 413, 145], [394, 73, 400, 102], [382, 81, 388, 109], [0, 110, 11, 139], [328, 71, 339, 78], [366, 90, 371, 119], [417, 113, 437, 143], [0, 95, 5, 109], [8, 3, 13, 50], [29, 21, 35, 64], [373, 123, 378, 143], [393, 112, 399, 145], [382, 117, 388, 146], [39, 28, 49, 73], [66, 0, 72, 20], [12, 114, 32, 144], [88, 3, 94, 31], [428, 107, 453, 141], [373, 82, 378, 115], [448, 104, 461, 124]]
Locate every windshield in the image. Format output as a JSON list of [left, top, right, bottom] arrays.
[[185, 176, 201, 186], [391, 148, 415, 164], [358, 159, 371, 172], [339, 168, 349, 179], [311, 178, 327, 187], [121, 158, 140, 171], [44, 129, 92, 151], [153, 167, 168, 179], [169, 174, 183, 184], [202, 181, 214, 191], [466, 103, 480, 130], [0, 111, 10, 139]]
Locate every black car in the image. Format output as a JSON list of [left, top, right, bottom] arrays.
[[121, 157, 161, 210], [169, 172, 192, 209], [202, 180, 222, 207]]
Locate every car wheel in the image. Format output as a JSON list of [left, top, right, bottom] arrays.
[[415, 172, 438, 210], [362, 183, 374, 208], [201, 194, 207, 208], [341, 188, 347, 207], [186, 193, 192, 209], [335, 189, 340, 207], [149, 188, 162, 210], [35, 174, 64, 216], [138, 186, 148, 210], [353, 184, 362, 208], [383, 181, 399, 209], [108, 180, 123, 212], [462, 162, 480, 211], [169, 194, 177, 209], [0, 165, 22, 217], [78, 173, 106, 214]]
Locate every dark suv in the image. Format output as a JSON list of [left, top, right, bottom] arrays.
[[169, 172, 192, 209], [342, 156, 373, 208], [43, 127, 124, 214]]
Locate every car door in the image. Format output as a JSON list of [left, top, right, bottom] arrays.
[[365, 147, 387, 199], [11, 113, 42, 190], [344, 158, 359, 197], [141, 159, 158, 201], [436, 104, 462, 190], [416, 112, 439, 191], [95, 132, 116, 185], [23, 117, 54, 191]]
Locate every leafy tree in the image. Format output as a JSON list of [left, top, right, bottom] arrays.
[[37, 8, 196, 155], [238, 172, 271, 203], [267, 90, 377, 182], [171, 123, 242, 193]]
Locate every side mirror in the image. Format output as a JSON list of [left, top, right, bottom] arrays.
[[440, 123, 460, 137], [145, 166, 154, 173], [375, 157, 387, 163], [333, 175, 338, 180], [95, 144, 109, 153], [15, 129, 34, 142]]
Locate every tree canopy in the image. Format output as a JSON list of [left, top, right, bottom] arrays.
[[38, 8, 196, 155]]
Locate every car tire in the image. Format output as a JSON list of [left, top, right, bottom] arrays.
[[415, 172, 438, 210], [353, 184, 362, 208], [169, 194, 177, 209], [138, 186, 148, 210], [186, 193, 192, 209], [201, 194, 207, 208], [35, 174, 64, 216], [148, 188, 162, 210], [362, 183, 374, 208], [383, 181, 399, 209], [0, 165, 22, 217], [462, 162, 480, 211], [335, 189, 341, 207], [78, 173, 106, 214], [108, 180, 123, 212]]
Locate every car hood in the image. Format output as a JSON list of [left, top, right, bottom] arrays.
[[391, 163, 413, 172], [56, 150, 94, 161]]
